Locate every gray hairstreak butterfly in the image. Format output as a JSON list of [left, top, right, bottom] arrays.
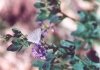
[[27, 28, 41, 44]]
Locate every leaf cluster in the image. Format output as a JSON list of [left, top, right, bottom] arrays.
[[5, 28, 30, 52], [72, 11, 100, 48]]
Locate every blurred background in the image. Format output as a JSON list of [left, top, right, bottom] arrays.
[[0, 0, 100, 70]]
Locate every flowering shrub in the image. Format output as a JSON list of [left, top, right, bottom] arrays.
[[1, 0, 100, 70]]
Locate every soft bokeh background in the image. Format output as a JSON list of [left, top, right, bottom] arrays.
[[0, 0, 100, 70]]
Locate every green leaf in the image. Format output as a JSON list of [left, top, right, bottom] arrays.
[[12, 38, 30, 47], [34, 2, 45, 8], [5, 34, 12, 41], [24, 40, 30, 47], [40, 9, 46, 13], [58, 48, 66, 53], [36, 13, 48, 21], [12, 38, 23, 45], [73, 61, 84, 70], [12, 28, 22, 38], [71, 23, 86, 36], [14, 33, 22, 38], [45, 52, 55, 61], [42, 61, 51, 70], [52, 67, 61, 70], [7, 38, 23, 51], [12, 28, 21, 34], [49, 15, 59, 23], [78, 11, 86, 21], [7, 43, 22, 51], [32, 60, 44, 68], [51, 64, 66, 70], [60, 40, 74, 48]]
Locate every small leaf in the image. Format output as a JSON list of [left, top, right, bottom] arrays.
[[42, 61, 51, 70], [36, 13, 48, 21], [52, 67, 61, 70], [5, 34, 13, 41], [49, 15, 59, 23], [58, 48, 66, 53], [12, 28, 21, 34], [34, 2, 45, 8], [24, 40, 30, 47], [45, 52, 55, 61], [60, 40, 74, 48], [7, 44, 22, 51], [72, 61, 84, 70], [12, 38, 23, 45], [71, 23, 86, 36], [40, 3, 45, 7], [14, 33, 22, 38], [78, 11, 86, 21], [32, 60, 44, 68]]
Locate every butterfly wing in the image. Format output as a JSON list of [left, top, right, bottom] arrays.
[[27, 28, 41, 44]]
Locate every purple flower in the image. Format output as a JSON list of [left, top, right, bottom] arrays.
[[34, 43, 41, 47], [39, 48, 47, 56], [38, 21, 43, 26], [32, 43, 47, 59], [42, 30, 47, 35], [32, 48, 41, 59]]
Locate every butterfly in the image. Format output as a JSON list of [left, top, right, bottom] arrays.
[[27, 28, 41, 44]]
